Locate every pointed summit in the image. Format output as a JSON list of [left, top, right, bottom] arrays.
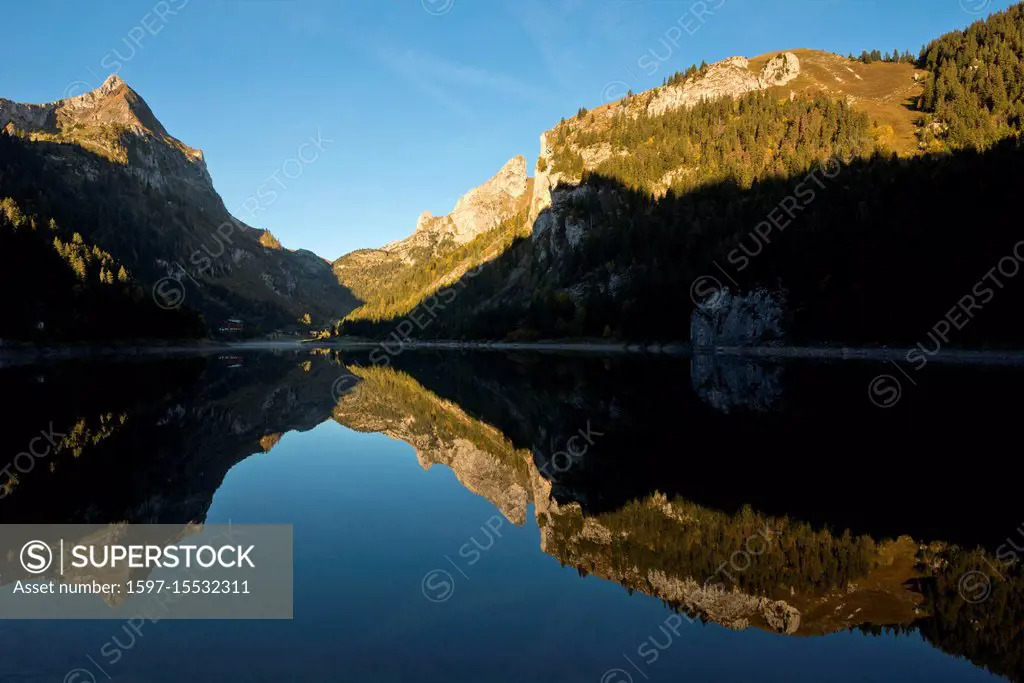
[[54, 74, 169, 139], [98, 74, 128, 96], [448, 155, 529, 241]]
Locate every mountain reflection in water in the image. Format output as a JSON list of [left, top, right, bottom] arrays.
[[0, 348, 1020, 683]]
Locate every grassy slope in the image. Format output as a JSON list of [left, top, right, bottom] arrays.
[[749, 49, 927, 155]]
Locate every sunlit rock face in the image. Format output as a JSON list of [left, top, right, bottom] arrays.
[[646, 53, 801, 117], [691, 288, 787, 347], [529, 51, 802, 227], [449, 155, 529, 243], [379, 155, 529, 258], [0, 76, 357, 328], [415, 438, 530, 525], [0, 74, 211, 191], [330, 367, 532, 525]]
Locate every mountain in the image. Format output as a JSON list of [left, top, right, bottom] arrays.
[[327, 357, 1024, 681], [335, 4, 1024, 346], [332, 156, 532, 323], [0, 351, 347, 524], [0, 75, 357, 337]]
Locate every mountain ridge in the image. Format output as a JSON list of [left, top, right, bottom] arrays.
[[0, 75, 359, 335], [334, 2, 1024, 345], [331, 155, 532, 321]]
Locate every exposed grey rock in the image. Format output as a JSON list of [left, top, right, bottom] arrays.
[[367, 155, 529, 269], [0, 74, 211, 191], [691, 287, 787, 347], [528, 52, 800, 242], [646, 572, 802, 634], [646, 52, 801, 118], [529, 130, 563, 226], [417, 438, 529, 525], [758, 52, 801, 88], [449, 155, 528, 243], [690, 354, 785, 414]]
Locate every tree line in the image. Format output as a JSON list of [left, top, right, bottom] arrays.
[[335, 4, 1024, 345]]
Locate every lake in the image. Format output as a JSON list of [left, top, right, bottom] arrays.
[[0, 348, 1020, 682]]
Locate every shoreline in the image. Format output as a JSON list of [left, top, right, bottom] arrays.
[[4, 338, 1024, 367], [312, 339, 1024, 366]]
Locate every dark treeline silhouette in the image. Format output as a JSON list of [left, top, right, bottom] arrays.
[[0, 129, 206, 341], [343, 138, 1024, 346], [340, 5, 1024, 345], [331, 350, 1024, 681], [0, 351, 346, 523], [364, 350, 1024, 551], [914, 548, 1024, 683], [860, 548, 1024, 683], [848, 49, 917, 64]]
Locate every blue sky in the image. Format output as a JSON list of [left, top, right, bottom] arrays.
[[0, 0, 1016, 259]]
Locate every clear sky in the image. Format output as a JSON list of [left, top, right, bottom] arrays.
[[0, 0, 1016, 260]]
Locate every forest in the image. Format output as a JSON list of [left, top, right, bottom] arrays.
[[339, 209, 531, 327], [338, 4, 1024, 346], [0, 128, 206, 341]]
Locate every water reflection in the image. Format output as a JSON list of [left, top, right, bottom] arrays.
[[0, 348, 1020, 682]]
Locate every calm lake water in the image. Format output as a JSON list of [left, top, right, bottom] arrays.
[[0, 348, 1020, 682]]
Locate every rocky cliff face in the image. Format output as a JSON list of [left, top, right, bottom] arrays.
[[324, 360, 930, 639], [690, 354, 785, 414], [330, 365, 533, 524], [373, 155, 529, 259], [449, 155, 529, 243], [530, 52, 802, 224], [646, 53, 801, 117], [691, 287, 788, 347], [0, 76, 357, 331], [1, 75, 211, 195], [333, 156, 531, 314]]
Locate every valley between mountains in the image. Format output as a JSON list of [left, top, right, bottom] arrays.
[[2, 3, 1024, 348]]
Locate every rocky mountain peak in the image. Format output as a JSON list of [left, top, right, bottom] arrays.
[[100, 74, 127, 93], [0, 75, 162, 138], [0, 76, 212, 195], [646, 51, 801, 117], [415, 210, 435, 232], [448, 155, 529, 243], [59, 74, 169, 138], [758, 52, 801, 87], [1, 76, 358, 331], [529, 51, 805, 221]]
